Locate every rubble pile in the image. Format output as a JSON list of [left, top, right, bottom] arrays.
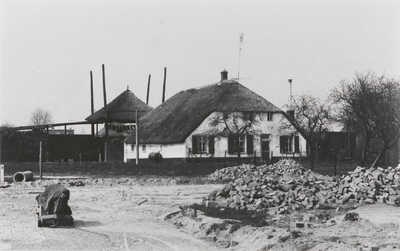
[[208, 159, 306, 180], [336, 165, 400, 205], [205, 159, 336, 211], [204, 160, 400, 212]]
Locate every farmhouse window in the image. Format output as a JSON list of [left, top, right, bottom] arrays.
[[192, 135, 215, 154], [280, 135, 300, 153], [228, 135, 253, 154], [267, 112, 273, 121], [131, 144, 135, 152], [280, 136, 293, 153], [142, 144, 146, 153], [235, 135, 246, 153], [243, 111, 255, 121]]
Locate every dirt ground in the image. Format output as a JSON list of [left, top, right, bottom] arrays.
[[1, 178, 400, 251], [0, 179, 224, 250]]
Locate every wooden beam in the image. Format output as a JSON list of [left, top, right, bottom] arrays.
[[162, 67, 167, 103], [90, 71, 95, 139], [136, 110, 139, 165], [146, 74, 151, 105], [102, 64, 108, 163]]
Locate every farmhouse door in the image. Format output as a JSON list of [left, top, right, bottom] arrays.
[[260, 134, 270, 162]]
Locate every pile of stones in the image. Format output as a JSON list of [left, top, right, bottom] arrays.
[[336, 165, 400, 205], [204, 159, 400, 212]]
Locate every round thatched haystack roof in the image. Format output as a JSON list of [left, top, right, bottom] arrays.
[[86, 89, 152, 123]]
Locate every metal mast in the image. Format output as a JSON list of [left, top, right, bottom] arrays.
[[288, 79, 293, 109], [237, 33, 244, 81]]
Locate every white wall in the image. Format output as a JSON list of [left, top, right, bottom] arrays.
[[186, 112, 307, 158], [124, 112, 307, 162], [124, 142, 186, 162]]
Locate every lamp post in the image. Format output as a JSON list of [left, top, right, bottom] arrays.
[[288, 79, 293, 109], [287, 79, 293, 155]]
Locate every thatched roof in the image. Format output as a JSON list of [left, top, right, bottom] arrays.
[[86, 89, 153, 123], [124, 79, 282, 144]]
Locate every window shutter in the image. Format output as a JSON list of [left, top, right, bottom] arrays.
[[246, 135, 253, 154], [192, 135, 198, 154], [208, 136, 215, 154], [228, 135, 234, 154], [280, 136, 285, 153], [295, 136, 300, 153]]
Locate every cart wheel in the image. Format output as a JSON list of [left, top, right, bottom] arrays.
[[38, 219, 42, 228]]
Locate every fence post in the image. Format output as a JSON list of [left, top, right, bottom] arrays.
[[270, 151, 274, 165], [332, 149, 337, 176], [104, 142, 108, 163], [0, 164, 4, 183], [136, 110, 139, 166], [224, 151, 227, 167]]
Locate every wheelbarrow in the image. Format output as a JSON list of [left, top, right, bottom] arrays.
[[36, 184, 74, 227]]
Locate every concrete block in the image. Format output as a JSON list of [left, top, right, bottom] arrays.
[[206, 236, 217, 242]]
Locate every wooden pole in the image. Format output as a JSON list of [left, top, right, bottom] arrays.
[[162, 67, 167, 103], [271, 151, 274, 165], [104, 142, 107, 163], [0, 130, 2, 165], [333, 149, 337, 176], [135, 110, 139, 165], [102, 65, 108, 110], [224, 151, 227, 167], [102, 64, 108, 162], [39, 141, 43, 180], [90, 71, 95, 139], [146, 74, 151, 105], [0, 165, 4, 183], [46, 126, 49, 162]]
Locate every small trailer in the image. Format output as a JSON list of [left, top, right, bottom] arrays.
[[36, 184, 74, 227], [36, 204, 74, 227]]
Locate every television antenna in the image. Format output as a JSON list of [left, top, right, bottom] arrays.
[[237, 33, 244, 81]]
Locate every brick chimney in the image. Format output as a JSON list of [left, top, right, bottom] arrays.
[[221, 69, 228, 81]]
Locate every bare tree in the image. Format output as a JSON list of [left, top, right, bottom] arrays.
[[281, 94, 332, 170], [330, 72, 400, 167], [331, 72, 376, 165], [30, 108, 53, 125], [207, 111, 263, 163], [0, 122, 15, 129], [367, 77, 400, 167]]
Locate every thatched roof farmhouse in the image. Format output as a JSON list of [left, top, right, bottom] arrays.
[[124, 70, 307, 163], [125, 73, 281, 144]]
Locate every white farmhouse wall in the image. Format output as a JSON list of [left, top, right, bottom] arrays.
[[186, 112, 307, 158], [124, 111, 307, 162], [124, 142, 186, 162]]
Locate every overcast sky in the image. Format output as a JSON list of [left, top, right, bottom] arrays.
[[1, 0, 399, 132]]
